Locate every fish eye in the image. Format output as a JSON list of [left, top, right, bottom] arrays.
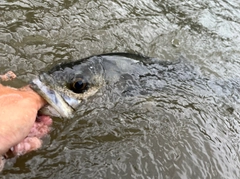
[[71, 78, 88, 93]]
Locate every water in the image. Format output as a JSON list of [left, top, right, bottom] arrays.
[[1, 0, 240, 178]]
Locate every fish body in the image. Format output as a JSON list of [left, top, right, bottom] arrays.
[[30, 53, 169, 118], [30, 52, 232, 119]]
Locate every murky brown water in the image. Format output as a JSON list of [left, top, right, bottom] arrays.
[[1, 0, 240, 178]]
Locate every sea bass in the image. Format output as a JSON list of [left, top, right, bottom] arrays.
[[29, 53, 200, 118]]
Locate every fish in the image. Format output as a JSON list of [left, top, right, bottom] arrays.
[[29, 52, 190, 118]]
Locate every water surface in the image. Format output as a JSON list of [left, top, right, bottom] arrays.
[[1, 0, 240, 178]]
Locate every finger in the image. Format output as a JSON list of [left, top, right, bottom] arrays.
[[28, 116, 52, 138], [28, 123, 50, 138], [0, 156, 6, 172], [36, 115, 53, 126], [0, 71, 16, 81], [12, 137, 42, 156]]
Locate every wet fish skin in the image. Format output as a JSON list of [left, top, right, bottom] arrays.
[[30, 53, 167, 118]]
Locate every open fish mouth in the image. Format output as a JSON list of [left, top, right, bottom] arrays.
[[30, 74, 80, 118]]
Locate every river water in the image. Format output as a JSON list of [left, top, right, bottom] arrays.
[[1, 0, 240, 178]]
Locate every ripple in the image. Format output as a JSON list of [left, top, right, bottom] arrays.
[[1, 0, 240, 178]]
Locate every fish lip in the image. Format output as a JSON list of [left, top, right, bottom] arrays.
[[30, 74, 80, 118]]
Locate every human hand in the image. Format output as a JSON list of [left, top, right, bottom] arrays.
[[0, 71, 17, 81], [0, 84, 52, 171]]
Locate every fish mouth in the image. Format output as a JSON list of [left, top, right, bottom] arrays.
[[30, 73, 81, 118]]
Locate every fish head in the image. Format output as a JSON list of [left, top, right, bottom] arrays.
[[30, 56, 108, 118]]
